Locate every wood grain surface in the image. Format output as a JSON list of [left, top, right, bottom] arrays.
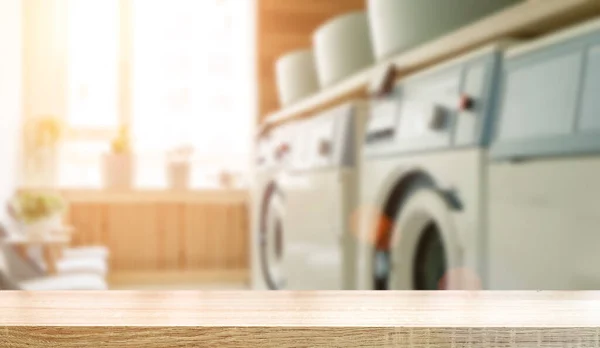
[[2, 291, 600, 347], [58, 190, 250, 273]]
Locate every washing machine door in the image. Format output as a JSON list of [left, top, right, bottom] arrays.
[[387, 188, 465, 290], [259, 186, 286, 290]]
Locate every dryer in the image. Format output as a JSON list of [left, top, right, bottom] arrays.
[[283, 101, 368, 290], [356, 43, 509, 291], [250, 120, 301, 290]]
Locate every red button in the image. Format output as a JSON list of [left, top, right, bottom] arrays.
[[459, 95, 474, 111], [274, 143, 289, 159]]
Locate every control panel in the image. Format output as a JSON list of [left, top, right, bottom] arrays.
[[363, 47, 501, 158], [365, 98, 398, 144], [263, 120, 304, 169], [255, 136, 270, 167], [255, 129, 279, 171], [309, 115, 337, 168], [297, 102, 362, 170]]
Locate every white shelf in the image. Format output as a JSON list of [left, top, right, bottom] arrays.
[[259, 0, 600, 134]]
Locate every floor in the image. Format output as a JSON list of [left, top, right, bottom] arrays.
[[111, 282, 249, 290], [108, 270, 250, 290]]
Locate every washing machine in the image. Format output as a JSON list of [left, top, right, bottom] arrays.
[[250, 120, 301, 290], [282, 101, 368, 290], [487, 17, 600, 290], [356, 42, 510, 291]]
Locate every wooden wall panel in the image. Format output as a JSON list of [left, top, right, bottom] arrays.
[[239, 202, 249, 269], [256, 0, 365, 122], [62, 190, 249, 274], [184, 204, 206, 269], [156, 203, 181, 270]]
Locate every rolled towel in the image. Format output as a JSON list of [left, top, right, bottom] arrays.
[[54, 257, 108, 277], [63, 246, 110, 259], [19, 273, 108, 290]]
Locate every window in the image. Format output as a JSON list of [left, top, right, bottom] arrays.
[[58, 140, 109, 188], [62, 0, 119, 187], [61, 0, 254, 189], [67, 0, 119, 129]]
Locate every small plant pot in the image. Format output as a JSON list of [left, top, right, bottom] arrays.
[[219, 172, 234, 189], [103, 154, 134, 190], [167, 162, 191, 190]]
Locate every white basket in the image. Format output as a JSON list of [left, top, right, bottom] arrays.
[[313, 11, 374, 88], [367, 0, 522, 61], [275, 49, 319, 107]]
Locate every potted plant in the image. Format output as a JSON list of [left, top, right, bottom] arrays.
[[9, 191, 67, 239], [103, 125, 134, 190], [23, 115, 64, 186], [166, 144, 193, 190]]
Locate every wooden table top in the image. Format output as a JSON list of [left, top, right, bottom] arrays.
[[1, 291, 600, 327], [3, 291, 600, 347]]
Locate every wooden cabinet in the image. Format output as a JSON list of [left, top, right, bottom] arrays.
[[62, 190, 249, 274]]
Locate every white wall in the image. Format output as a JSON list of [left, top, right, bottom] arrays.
[[0, 0, 23, 221], [22, 0, 67, 122], [21, 0, 67, 186]]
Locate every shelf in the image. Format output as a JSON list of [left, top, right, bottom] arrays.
[[2, 291, 600, 347], [259, 0, 600, 135], [18, 187, 249, 203]]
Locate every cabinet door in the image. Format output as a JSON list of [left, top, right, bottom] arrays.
[[488, 158, 600, 290]]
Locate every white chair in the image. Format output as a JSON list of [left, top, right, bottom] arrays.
[[0, 221, 108, 278], [0, 240, 107, 290], [51, 229, 110, 260], [18, 273, 108, 290], [41, 249, 108, 276]]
